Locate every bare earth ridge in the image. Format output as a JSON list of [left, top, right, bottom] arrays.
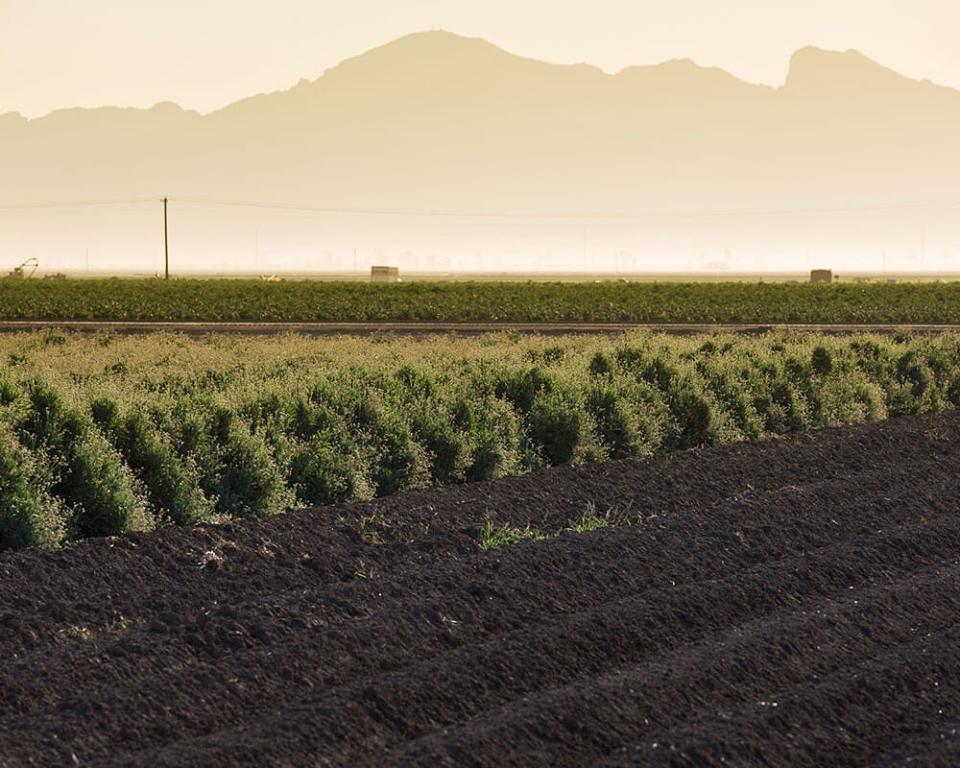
[[1, 411, 959, 767]]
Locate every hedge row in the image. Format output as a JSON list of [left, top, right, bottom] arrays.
[[1, 330, 958, 550]]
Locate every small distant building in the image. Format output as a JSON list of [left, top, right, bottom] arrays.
[[810, 269, 833, 284], [371, 266, 399, 283]]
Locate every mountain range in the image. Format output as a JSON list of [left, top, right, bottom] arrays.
[[4, 30, 960, 214]]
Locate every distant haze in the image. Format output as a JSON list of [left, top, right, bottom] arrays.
[[2, 28, 960, 275]]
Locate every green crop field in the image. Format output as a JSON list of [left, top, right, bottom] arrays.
[[2, 278, 960, 323], [1, 329, 958, 551]]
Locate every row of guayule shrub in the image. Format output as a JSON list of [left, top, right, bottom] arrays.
[[1, 333, 959, 550]]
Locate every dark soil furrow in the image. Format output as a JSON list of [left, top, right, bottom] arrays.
[[104, 513, 960, 768], [2, 413, 952, 659], [872, 720, 960, 767], [371, 560, 960, 767], [2, 426, 953, 667], [3, 443, 953, 730], [9, 506, 959, 768], [1, 412, 959, 767], [602, 625, 960, 767]]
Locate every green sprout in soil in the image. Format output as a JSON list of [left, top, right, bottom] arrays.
[[479, 520, 543, 551], [564, 504, 609, 534]]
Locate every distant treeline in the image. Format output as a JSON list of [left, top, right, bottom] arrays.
[[2, 278, 960, 323]]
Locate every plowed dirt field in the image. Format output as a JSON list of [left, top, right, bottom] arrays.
[[2, 412, 959, 767]]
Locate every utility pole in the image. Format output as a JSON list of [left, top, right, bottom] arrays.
[[163, 197, 170, 280]]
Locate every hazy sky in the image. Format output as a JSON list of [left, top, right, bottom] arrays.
[[0, 0, 955, 117]]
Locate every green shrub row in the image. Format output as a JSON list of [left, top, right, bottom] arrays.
[[1, 330, 958, 550], [3, 278, 960, 323]]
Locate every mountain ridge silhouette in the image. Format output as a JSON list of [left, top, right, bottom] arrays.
[[2, 30, 959, 214]]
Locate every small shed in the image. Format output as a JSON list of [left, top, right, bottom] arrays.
[[371, 266, 399, 283], [810, 269, 833, 284]]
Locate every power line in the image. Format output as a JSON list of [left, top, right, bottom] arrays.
[[0, 198, 158, 211], [104, 196, 960, 221], [2, 196, 960, 220]]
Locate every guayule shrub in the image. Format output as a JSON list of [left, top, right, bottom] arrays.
[[528, 389, 585, 465], [362, 409, 431, 497], [0, 424, 64, 549], [95, 403, 211, 526], [19, 382, 149, 538], [666, 383, 717, 449], [61, 430, 151, 538], [410, 404, 472, 484], [289, 433, 373, 507], [201, 406, 293, 519], [811, 345, 834, 375], [494, 366, 555, 415], [462, 397, 523, 482], [587, 385, 647, 459]]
